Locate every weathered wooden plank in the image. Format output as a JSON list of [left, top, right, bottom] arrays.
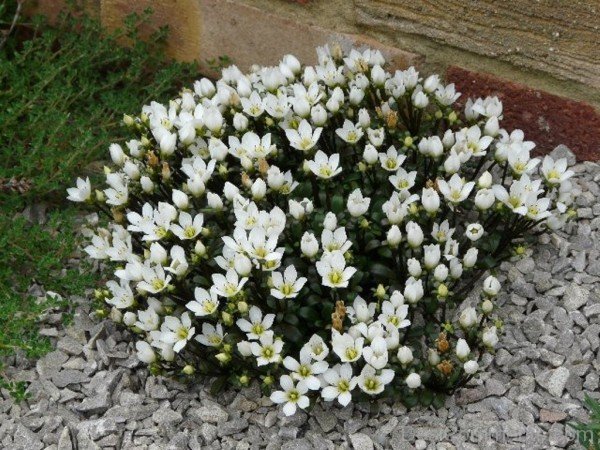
[[354, 0, 600, 88]]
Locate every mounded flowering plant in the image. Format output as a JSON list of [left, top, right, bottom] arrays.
[[69, 45, 576, 414]]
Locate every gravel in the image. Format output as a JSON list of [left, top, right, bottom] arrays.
[[1, 148, 598, 449]]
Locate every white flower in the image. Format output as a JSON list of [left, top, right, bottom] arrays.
[[438, 174, 475, 204], [362, 336, 389, 369], [541, 156, 574, 185], [347, 188, 371, 217], [283, 350, 328, 390], [271, 265, 307, 299], [316, 252, 357, 288], [211, 269, 248, 298], [335, 120, 364, 144], [389, 168, 417, 192], [321, 364, 358, 406], [195, 322, 225, 347], [135, 307, 159, 331], [307, 150, 342, 179], [171, 211, 204, 240], [378, 301, 410, 329], [357, 364, 394, 395], [285, 119, 322, 151], [405, 372, 421, 389], [456, 338, 470, 361], [106, 280, 134, 309], [465, 223, 484, 241], [321, 227, 352, 254], [250, 333, 283, 366], [346, 295, 376, 324], [137, 265, 172, 294], [160, 313, 195, 353], [241, 91, 265, 117], [67, 177, 92, 202], [186, 287, 220, 317], [302, 334, 329, 361], [237, 306, 275, 340], [379, 146, 407, 172], [332, 330, 364, 362], [270, 375, 309, 416]]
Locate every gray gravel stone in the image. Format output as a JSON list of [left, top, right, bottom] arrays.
[[563, 284, 590, 311], [349, 433, 374, 450]]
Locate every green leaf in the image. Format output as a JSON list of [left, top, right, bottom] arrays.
[[331, 195, 344, 214]]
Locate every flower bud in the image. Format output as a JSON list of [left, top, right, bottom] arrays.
[[407, 258, 422, 278], [109, 307, 123, 323], [484, 116, 499, 136], [463, 247, 478, 268], [422, 188, 440, 214], [363, 144, 379, 164], [371, 65, 386, 86], [311, 104, 327, 126], [482, 275, 501, 297], [406, 221, 424, 248], [123, 311, 137, 326], [423, 244, 441, 269], [140, 176, 154, 193], [433, 264, 448, 282], [251, 178, 267, 200], [301, 232, 319, 258], [136, 341, 156, 364], [397, 346, 413, 365], [428, 349, 440, 365], [237, 341, 253, 357], [204, 107, 223, 133], [482, 326, 499, 348], [482, 299, 494, 314], [406, 373, 421, 389], [323, 212, 337, 231], [478, 171, 493, 189], [207, 192, 224, 210], [357, 108, 370, 129], [109, 144, 126, 166], [375, 284, 386, 299], [463, 360, 479, 374], [233, 112, 249, 131], [182, 365, 195, 375], [234, 254, 252, 277], [215, 352, 231, 363], [412, 90, 429, 109], [172, 189, 189, 209], [455, 338, 470, 361], [387, 225, 402, 248], [459, 307, 478, 328], [194, 240, 207, 256], [449, 258, 463, 279], [475, 189, 495, 210], [237, 301, 249, 314]]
